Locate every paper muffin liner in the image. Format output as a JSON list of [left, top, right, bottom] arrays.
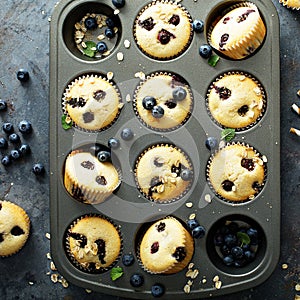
[[0, 200, 30, 257], [134, 143, 194, 204], [279, 0, 300, 10], [207, 2, 266, 60], [62, 74, 123, 133], [206, 142, 268, 204], [133, 0, 193, 61], [136, 216, 194, 275], [205, 71, 266, 131], [64, 150, 122, 205], [64, 214, 123, 274], [133, 71, 194, 132]]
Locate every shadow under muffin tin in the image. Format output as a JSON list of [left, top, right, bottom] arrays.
[[50, 0, 280, 299]]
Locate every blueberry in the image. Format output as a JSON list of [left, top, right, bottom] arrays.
[[192, 225, 206, 239], [172, 87, 187, 101], [152, 106, 164, 118], [10, 149, 20, 160], [231, 246, 244, 259], [130, 274, 144, 287], [234, 258, 247, 268], [96, 41, 108, 54], [84, 17, 97, 30], [151, 283, 165, 297], [0, 99, 7, 111], [199, 44, 212, 59], [108, 137, 120, 149], [89, 145, 101, 155], [223, 255, 234, 266], [122, 254, 134, 266], [1, 155, 11, 166], [187, 219, 199, 230], [105, 28, 115, 39], [247, 228, 258, 239], [112, 0, 125, 8], [227, 222, 239, 233], [180, 169, 193, 181], [9, 133, 20, 144], [106, 17, 115, 28], [192, 19, 204, 33], [0, 137, 8, 149], [121, 128, 134, 141], [32, 163, 45, 175], [244, 250, 255, 261], [214, 233, 224, 246], [220, 244, 231, 256], [224, 234, 237, 247], [142, 96, 156, 110], [97, 150, 111, 162], [205, 137, 218, 150], [2, 122, 14, 134], [19, 144, 31, 155], [18, 120, 32, 134], [17, 69, 29, 82]]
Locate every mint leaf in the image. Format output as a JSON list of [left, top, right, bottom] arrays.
[[208, 55, 220, 67], [62, 115, 72, 130], [110, 267, 123, 281], [83, 41, 97, 58], [221, 128, 235, 142], [237, 232, 251, 246]]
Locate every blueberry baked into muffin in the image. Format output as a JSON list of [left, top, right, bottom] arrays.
[[133, 72, 193, 131], [134, 1, 193, 60], [138, 217, 194, 274], [208, 2, 266, 60]]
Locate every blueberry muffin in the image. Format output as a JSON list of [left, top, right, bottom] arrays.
[[66, 215, 122, 273], [207, 72, 265, 129], [208, 2, 266, 59], [138, 217, 194, 274], [133, 72, 193, 131], [135, 144, 193, 202], [207, 143, 266, 202], [134, 1, 192, 60], [64, 150, 121, 204], [62, 75, 122, 131], [0, 200, 30, 257], [279, 0, 300, 10]]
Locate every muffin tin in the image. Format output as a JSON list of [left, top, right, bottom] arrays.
[[49, 0, 280, 298]]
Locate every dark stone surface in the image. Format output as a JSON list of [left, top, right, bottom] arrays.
[[0, 1, 299, 299]]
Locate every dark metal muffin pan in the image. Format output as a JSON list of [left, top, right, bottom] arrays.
[[49, 0, 280, 298]]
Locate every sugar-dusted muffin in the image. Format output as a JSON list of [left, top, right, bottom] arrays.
[[0, 200, 30, 257], [135, 144, 193, 202], [207, 143, 266, 202], [207, 72, 265, 130], [64, 150, 121, 204], [279, 0, 300, 10], [62, 75, 122, 131], [208, 2, 266, 59], [66, 215, 122, 273], [138, 217, 194, 274], [133, 1, 192, 60], [133, 72, 193, 131]]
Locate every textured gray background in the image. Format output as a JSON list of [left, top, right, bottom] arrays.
[[0, 0, 299, 299]]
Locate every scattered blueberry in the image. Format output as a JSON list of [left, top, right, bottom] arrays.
[[2, 122, 14, 134], [1, 155, 11, 166], [192, 19, 204, 33], [8, 133, 20, 144], [0, 137, 8, 149], [152, 106, 164, 118], [187, 219, 199, 231], [105, 27, 115, 39], [151, 283, 165, 297], [142, 96, 156, 110], [17, 69, 30, 82], [205, 137, 218, 150], [122, 254, 135, 266], [32, 163, 45, 175], [192, 225, 206, 239], [172, 87, 187, 101], [180, 169, 193, 181], [96, 41, 108, 54], [108, 137, 120, 149], [97, 150, 111, 162], [0, 99, 7, 111], [19, 144, 31, 155], [199, 44, 213, 59], [121, 128, 134, 141], [84, 17, 97, 30], [130, 274, 144, 287], [106, 17, 115, 28], [18, 120, 32, 134], [10, 149, 20, 160], [112, 0, 125, 8]]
